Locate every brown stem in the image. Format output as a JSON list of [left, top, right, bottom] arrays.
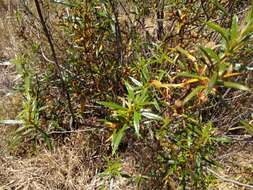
[[34, 0, 76, 129], [156, 0, 164, 40], [109, 0, 123, 64]]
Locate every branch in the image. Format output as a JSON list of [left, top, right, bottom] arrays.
[[207, 168, 253, 189], [33, 0, 76, 129]]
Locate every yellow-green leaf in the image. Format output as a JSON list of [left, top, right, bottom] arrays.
[[112, 125, 128, 155], [223, 82, 251, 91], [207, 21, 229, 42], [98, 101, 126, 110]]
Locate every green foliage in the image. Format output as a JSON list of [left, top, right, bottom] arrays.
[[12, 56, 52, 150], [98, 76, 163, 154], [98, 5, 253, 188], [240, 120, 253, 134], [12, 0, 253, 189], [99, 158, 123, 179]]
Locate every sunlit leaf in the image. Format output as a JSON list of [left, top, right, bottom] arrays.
[[98, 101, 126, 110], [133, 112, 141, 136], [105, 121, 118, 129], [129, 77, 143, 87], [223, 72, 241, 78], [142, 112, 163, 120], [214, 136, 231, 143], [230, 15, 239, 43], [218, 62, 229, 76], [223, 81, 251, 91], [0, 120, 23, 125]]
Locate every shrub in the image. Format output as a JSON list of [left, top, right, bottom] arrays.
[[10, 0, 253, 189]]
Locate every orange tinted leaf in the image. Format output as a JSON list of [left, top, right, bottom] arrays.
[[223, 72, 241, 78]]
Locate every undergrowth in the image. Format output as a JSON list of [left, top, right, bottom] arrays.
[[2, 0, 253, 189]]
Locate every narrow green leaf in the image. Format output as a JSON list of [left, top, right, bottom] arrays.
[[141, 64, 150, 82], [21, 128, 35, 136], [41, 131, 53, 151], [240, 120, 253, 134], [125, 81, 134, 100], [214, 136, 231, 143], [15, 126, 31, 133], [207, 72, 218, 92], [135, 89, 149, 104], [153, 99, 161, 112], [129, 77, 142, 87], [183, 86, 205, 105], [207, 21, 229, 42], [112, 125, 128, 155], [223, 81, 251, 91], [199, 46, 220, 63], [133, 112, 141, 136], [97, 101, 125, 110], [241, 22, 253, 39], [218, 62, 229, 76], [230, 15, 239, 42], [177, 72, 207, 80], [244, 5, 253, 24], [177, 47, 197, 62], [142, 112, 163, 120]]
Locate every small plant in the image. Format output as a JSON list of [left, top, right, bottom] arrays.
[[98, 76, 163, 155], [100, 158, 123, 179], [12, 56, 52, 150]]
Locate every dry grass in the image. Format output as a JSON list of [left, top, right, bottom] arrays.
[[0, 133, 252, 190], [0, 133, 137, 190], [0, 66, 22, 120], [0, 1, 252, 189], [210, 142, 253, 190], [0, 0, 20, 59]]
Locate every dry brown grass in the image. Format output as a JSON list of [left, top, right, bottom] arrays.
[[0, 133, 252, 190], [0, 1, 252, 189], [210, 142, 253, 190], [0, 132, 137, 190], [0, 0, 20, 59], [0, 66, 22, 120]]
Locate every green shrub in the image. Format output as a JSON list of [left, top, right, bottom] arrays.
[[10, 0, 253, 188]]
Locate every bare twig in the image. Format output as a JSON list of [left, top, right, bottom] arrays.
[[48, 127, 104, 135], [207, 168, 253, 189], [0, 120, 23, 125], [33, 0, 76, 129], [156, 0, 164, 40], [108, 0, 123, 64]]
